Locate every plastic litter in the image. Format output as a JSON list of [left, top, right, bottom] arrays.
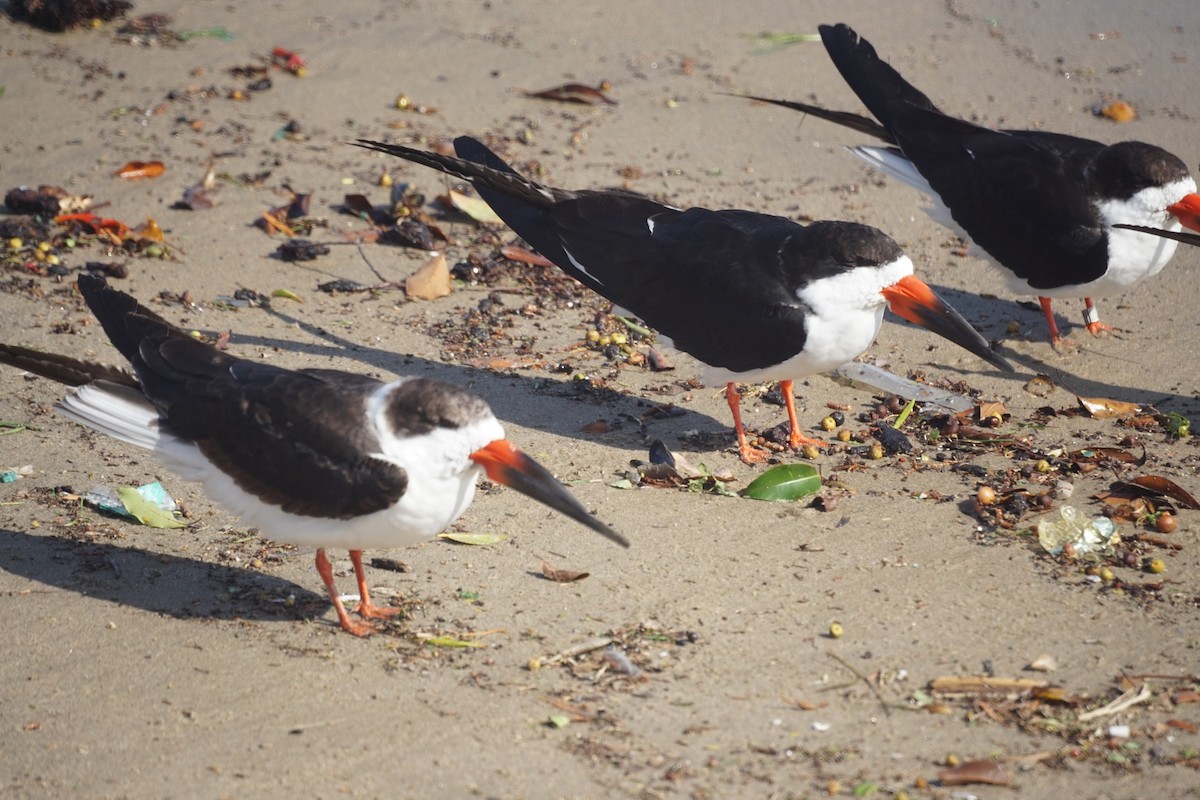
[[85, 481, 179, 520], [1036, 505, 1118, 560], [833, 362, 973, 412]]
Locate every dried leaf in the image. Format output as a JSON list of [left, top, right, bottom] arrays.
[[742, 464, 821, 502], [540, 560, 590, 583], [342, 193, 393, 226], [648, 439, 705, 480], [1023, 375, 1055, 397], [580, 420, 610, 434], [420, 635, 483, 649], [977, 400, 1009, 423], [1123, 475, 1200, 510], [178, 184, 217, 210], [499, 244, 555, 267], [116, 486, 186, 529], [176, 162, 218, 210], [1032, 686, 1073, 703], [258, 209, 296, 236], [647, 347, 674, 371], [382, 216, 445, 250], [437, 531, 508, 546], [523, 81, 617, 105], [132, 218, 164, 243], [1068, 447, 1142, 465], [405, 253, 452, 301], [447, 189, 503, 225], [937, 760, 1011, 787], [283, 192, 311, 220], [1077, 395, 1142, 419], [6, 185, 88, 215], [114, 160, 165, 179]]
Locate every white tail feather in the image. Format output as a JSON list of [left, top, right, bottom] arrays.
[[55, 382, 212, 479], [57, 382, 161, 450], [849, 145, 962, 233]]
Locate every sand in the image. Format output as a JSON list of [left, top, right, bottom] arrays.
[[2, 1, 1199, 797]]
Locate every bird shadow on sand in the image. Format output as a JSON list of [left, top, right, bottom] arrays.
[[929, 282, 1200, 414], [0, 526, 328, 625], [237, 302, 717, 452], [217, 286, 1196, 463]]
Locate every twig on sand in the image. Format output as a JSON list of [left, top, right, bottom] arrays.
[[1078, 683, 1152, 722], [826, 650, 891, 717]]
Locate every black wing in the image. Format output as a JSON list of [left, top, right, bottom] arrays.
[[889, 108, 1109, 287], [818, 23, 942, 133], [550, 205, 861, 372]]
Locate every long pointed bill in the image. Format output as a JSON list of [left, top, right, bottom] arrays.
[[469, 439, 629, 548], [881, 275, 1014, 373], [1168, 193, 1200, 233], [1113, 222, 1200, 247]]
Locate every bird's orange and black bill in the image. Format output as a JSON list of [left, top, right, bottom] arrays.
[[470, 440, 630, 548], [882, 275, 1014, 373], [1168, 193, 1200, 233]]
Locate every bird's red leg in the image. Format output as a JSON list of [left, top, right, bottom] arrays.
[[725, 382, 769, 464], [314, 549, 375, 636], [1082, 297, 1116, 336], [779, 379, 828, 451], [1039, 296, 1073, 349], [349, 550, 403, 621]]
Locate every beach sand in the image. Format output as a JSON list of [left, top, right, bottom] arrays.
[[2, 1, 1199, 797]]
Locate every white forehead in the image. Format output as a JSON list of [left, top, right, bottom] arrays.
[[796, 255, 915, 314]]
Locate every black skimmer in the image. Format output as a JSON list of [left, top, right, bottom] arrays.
[[353, 136, 1013, 464], [740, 23, 1200, 347], [0, 275, 628, 636]]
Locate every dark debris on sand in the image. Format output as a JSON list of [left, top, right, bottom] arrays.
[[9, 0, 133, 31]]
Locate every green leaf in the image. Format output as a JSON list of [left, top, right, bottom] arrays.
[[893, 397, 916, 428], [116, 486, 186, 528], [547, 714, 571, 729], [271, 288, 303, 303], [1164, 411, 1191, 438], [740, 464, 821, 502], [437, 532, 508, 546]]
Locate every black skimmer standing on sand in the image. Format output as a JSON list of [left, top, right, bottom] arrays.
[[0, 275, 627, 636], [353, 136, 1013, 464], [740, 23, 1200, 348]]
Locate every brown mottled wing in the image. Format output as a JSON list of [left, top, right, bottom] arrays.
[[166, 359, 408, 519], [77, 274, 407, 519]]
